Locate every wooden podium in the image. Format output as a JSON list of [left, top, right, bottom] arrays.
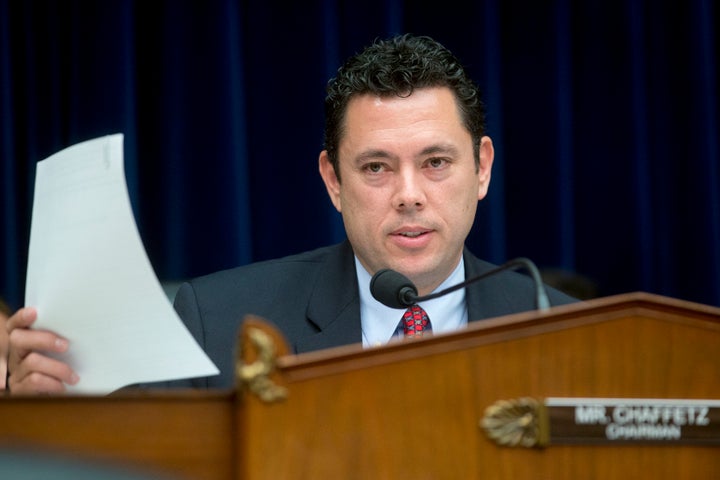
[[1, 292, 719, 479]]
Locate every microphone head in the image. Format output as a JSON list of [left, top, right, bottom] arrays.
[[370, 268, 418, 309]]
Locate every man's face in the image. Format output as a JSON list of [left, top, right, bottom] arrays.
[[319, 87, 494, 295]]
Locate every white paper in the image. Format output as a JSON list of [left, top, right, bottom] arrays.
[[25, 134, 219, 394]]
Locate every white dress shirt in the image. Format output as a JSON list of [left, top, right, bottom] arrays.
[[356, 257, 468, 347]]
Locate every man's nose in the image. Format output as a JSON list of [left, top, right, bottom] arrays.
[[392, 168, 426, 210]]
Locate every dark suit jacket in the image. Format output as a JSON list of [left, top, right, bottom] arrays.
[[168, 241, 576, 388]]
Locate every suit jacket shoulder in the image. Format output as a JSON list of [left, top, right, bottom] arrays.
[[462, 249, 577, 320], [171, 241, 361, 388]]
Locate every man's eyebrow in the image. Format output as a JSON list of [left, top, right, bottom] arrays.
[[353, 144, 460, 164], [354, 149, 396, 164], [418, 143, 460, 157]]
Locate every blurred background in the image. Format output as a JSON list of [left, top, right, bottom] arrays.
[[1, 0, 718, 310]]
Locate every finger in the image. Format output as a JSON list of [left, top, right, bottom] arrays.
[[0, 357, 6, 390], [6, 306, 38, 331], [9, 370, 69, 395], [10, 350, 79, 390], [9, 328, 69, 361]]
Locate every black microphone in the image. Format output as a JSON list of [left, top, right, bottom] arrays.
[[370, 257, 551, 311]]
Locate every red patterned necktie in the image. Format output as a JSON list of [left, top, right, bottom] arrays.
[[402, 304, 431, 338]]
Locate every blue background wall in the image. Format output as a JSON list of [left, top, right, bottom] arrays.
[[2, 0, 719, 309]]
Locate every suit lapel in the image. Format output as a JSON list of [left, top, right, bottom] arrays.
[[295, 241, 363, 353], [463, 249, 547, 321]]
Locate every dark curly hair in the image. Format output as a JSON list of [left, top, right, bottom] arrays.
[[323, 34, 486, 180]]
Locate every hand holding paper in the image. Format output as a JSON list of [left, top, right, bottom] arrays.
[[22, 134, 218, 394]]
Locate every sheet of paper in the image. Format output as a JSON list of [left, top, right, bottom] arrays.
[[25, 134, 219, 394]]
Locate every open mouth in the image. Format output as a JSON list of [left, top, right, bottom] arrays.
[[393, 228, 432, 239], [398, 231, 426, 238]]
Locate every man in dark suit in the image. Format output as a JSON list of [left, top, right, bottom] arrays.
[[6, 34, 575, 393], [163, 34, 575, 388]]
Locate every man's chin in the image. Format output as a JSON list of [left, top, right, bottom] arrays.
[[391, 262, 440, 289]]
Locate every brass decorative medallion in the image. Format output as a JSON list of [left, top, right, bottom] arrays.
[[480, 397, 549, 448]]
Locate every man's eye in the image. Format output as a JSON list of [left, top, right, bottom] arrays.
[[364, 162, 384, 173], [428, 157, 447, 168]]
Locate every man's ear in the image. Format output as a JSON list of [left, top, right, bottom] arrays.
[[477, 136, 494, 200], [318, 150, 342, 212]]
